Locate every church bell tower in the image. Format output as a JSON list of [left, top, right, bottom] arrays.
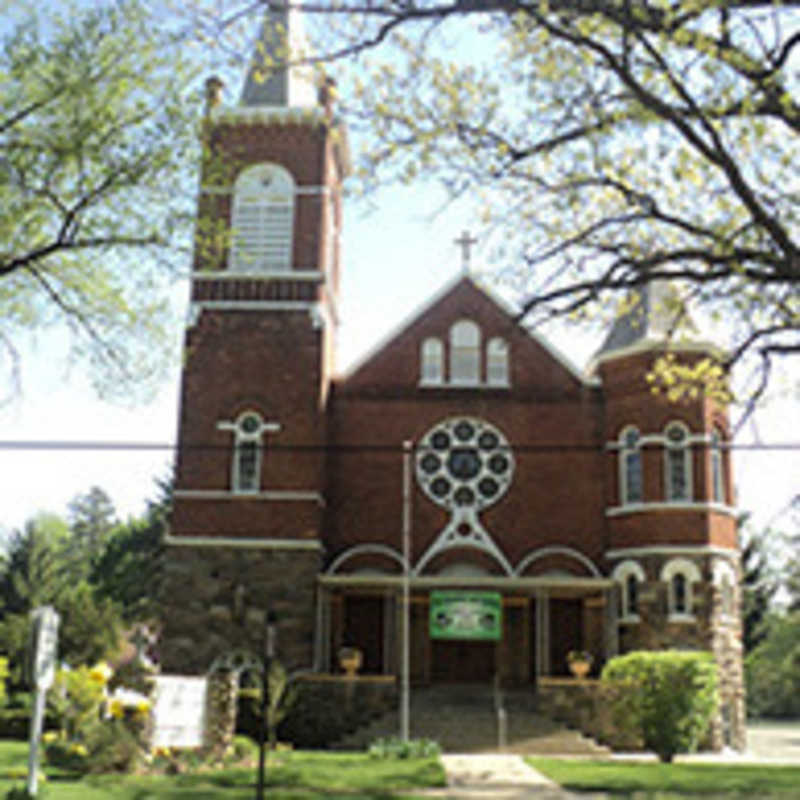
[[161, 5, 349, 672]]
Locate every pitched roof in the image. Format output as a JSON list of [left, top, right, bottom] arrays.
[[340, 274, 589, 387], [591, 280, 719, 368]]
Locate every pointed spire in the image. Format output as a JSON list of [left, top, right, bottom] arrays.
[[240, 3, 315, 108], [594, 280, 695, 359]]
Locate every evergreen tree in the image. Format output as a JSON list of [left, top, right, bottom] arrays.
[[740, 527, 779, 652], [91, 477, 170, 623], [0, 512, 122, 686], [68, 486, 118, 571]]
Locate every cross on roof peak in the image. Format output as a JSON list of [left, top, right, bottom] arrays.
[[454, 230, 478, 274]]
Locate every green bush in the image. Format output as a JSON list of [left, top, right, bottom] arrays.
[[368, 737, 441, 759], [745, 612, 800, 718], [5, 786, 48, 800], [601, 651, 718, 762]]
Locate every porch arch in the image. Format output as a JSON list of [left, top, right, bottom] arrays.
[[515, 546, 602, 578]]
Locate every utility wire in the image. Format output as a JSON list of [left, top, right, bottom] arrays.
[[1, 441, 799, 452]]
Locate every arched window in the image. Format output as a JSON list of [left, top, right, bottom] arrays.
[[661, 558, 701, 621], [612, 560, 645, 622], [711, 428, 725, 503], [229, 163, 295, 272], [619, 427, 643, 505], [420, 338, 444, 385], [450, 320, 481, 385], [232, 411, 264, 493], [713, 560, 737, 620], [664, 422, 691, 502], [486, 338, 510, 386]]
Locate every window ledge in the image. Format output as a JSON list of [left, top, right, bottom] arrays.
[[607, 502, 737, 518], [417, 380, 511, 390], [619, 614, 641, 625], [667, 613, 696, 624]]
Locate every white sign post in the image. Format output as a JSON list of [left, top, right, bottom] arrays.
[[27, 606, 60, 797]]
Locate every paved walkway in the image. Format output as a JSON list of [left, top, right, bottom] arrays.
[[414, 723, 800, 798], [418, 754, 609, 799]]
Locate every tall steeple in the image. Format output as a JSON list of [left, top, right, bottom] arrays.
[[240, 3, 315, 108]]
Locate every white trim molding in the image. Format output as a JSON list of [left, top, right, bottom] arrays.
[[193, 270, 324, 281], [515, 546, 602, 578], [192, 301, 317, 312], [164, 534, 323, 550], [588, 337, 726, 374], [173, 489, 325, 506], [606, 501, 738, 517], [606, 545, 737, 560], [611, 559, 646, 623], [326, 544, 408, 575], [318, 574, 615, 590]]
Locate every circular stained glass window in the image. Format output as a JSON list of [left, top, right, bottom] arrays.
[[239, 413, 261, 434], [415, 417, 514, 511]]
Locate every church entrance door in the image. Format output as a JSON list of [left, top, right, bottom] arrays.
[[343, 595, 384, 674], [430, 640, 495, 683]]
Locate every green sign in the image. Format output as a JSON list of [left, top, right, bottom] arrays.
[[429, 591, 503, 641]]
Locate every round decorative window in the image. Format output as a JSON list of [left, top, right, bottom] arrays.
[[415, 417, 514, 510], [238, 413, 262, 435]]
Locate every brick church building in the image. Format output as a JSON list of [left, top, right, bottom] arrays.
[[161, 7, 745, 749]]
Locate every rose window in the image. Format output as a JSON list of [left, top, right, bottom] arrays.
[[416, 418, 514, 511]]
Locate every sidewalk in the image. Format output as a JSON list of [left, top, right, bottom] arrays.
[[420, 754, 609, 799]]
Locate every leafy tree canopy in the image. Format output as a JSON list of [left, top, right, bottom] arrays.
[[0, 0, 200, 403], [187, 0, 798, 405]]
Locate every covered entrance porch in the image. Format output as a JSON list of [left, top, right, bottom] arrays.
[[316, 575, 618, 685]]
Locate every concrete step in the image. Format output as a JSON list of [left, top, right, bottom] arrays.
[[332, 686, 611, 755]]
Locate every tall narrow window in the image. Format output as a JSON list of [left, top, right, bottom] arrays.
[[450, 320, 481, 385], [672, 573, 687, 614], [233, 412, 264, 493], [229, 163, 295, 273], [619, 427, 643, 504], [711, 429, 725, 503], [613, 560, 645, 622], [661, 558, 700, 621], [420, 338, 444, 385], [664, 422, 691, 501], [626, 574, 639, 616], [486, 338, 510, 386]]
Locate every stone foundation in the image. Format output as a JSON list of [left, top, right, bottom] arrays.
[[159, 544, 321, 674], [613, 552, 745, 751]]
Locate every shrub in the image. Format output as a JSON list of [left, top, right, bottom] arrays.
[[5, 786, 48, 800], [44, 662, 150, 774], [745, 612, 800, 718], [601, 650, 718, 762], [368, 737, 441, 759]]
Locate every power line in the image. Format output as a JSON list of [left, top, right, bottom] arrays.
[[1, 440, 800, 452]]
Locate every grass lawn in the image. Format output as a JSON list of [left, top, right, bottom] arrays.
[[529, 757, 800, 797], [0, 741, 446, 799]]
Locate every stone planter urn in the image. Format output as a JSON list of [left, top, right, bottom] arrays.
[[567, 650, 593, 680], [338, 647, 363, 678]]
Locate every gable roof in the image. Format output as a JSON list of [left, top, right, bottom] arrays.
[[340, 274, 590, 386]]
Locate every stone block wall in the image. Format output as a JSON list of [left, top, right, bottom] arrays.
[[159, 544, 321, 674]]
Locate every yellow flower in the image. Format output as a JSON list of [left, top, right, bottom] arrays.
[[88, 661, 113, 685], [69, 743, 88, 757], [109, 698, 125, 719], [135, 698, 151, 712], [42, 731, 60, 743]]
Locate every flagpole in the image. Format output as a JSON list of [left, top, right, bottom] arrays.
[[400, 440, 412, 742]]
